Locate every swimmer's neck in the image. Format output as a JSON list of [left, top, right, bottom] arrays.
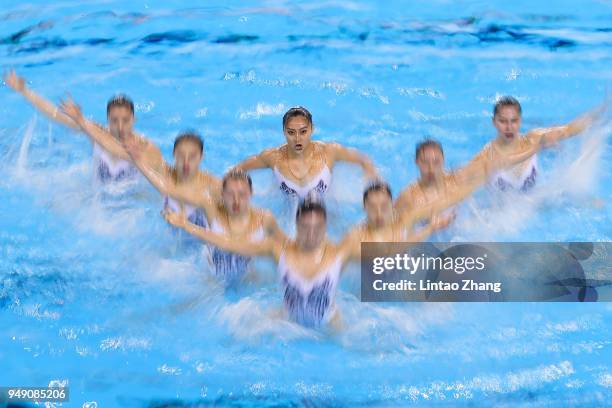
[[418, 173, 444, 189], [365, 218, 393, 232], [112, 131, 136, 142], [222, 206, 251, 222], [297, 238, 327, 254], [494, 133, 522, 149], [175, 170, 199, 184]]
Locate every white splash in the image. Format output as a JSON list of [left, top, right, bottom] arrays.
[[453, 117, 611, 240], [239, 102, 286, 120], [15, 115, 37, 177], [217, 295, 319, 342]]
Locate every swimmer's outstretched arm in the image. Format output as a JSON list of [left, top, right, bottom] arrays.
[[164, 209, 280, 258], [404, 212, 455, 241], [394, 174, 479, 221], [125, 138, 223, 209], [127, 140, 211, 201], [526, 102, 607, 147], [234, 148, 277, 172], [455, 139, 542, 188], [325, 142, 378, 180], [4, 70, 79, 131], [339, 214, 452, 263], [61, 97, 133, 161], [123, 137, 222, 207], [400, 183, 468, 226]]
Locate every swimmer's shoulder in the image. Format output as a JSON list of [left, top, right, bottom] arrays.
[[523, 130, 545, 146], [318, 140, 341, 156], [395, 182, 420, 207], [326, 240, 346, 262], [444, 171, 461, 188], [196, 170, 222, 193], [345, 223, 366, 241], [312, 140, 328, 149], [259, 145, 283, 165], [475, 141, 494, 159]]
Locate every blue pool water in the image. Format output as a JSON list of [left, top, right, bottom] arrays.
[[1, 1, 611, 406]]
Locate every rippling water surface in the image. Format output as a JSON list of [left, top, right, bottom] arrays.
[[1, 1, 611, 406]]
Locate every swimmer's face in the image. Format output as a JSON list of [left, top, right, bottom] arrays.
[[173, 140, 202, 181], [416, 146, 444, 183], [296, 211, 326, 250], [364, 190, 393, 228], [493, 105, 522, 142], [222, 178, 252, 216], [284, 116, 313, 154], [107, 106, 134, 140]]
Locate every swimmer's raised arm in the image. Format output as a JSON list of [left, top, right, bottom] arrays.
[[162, 180, 217, 216], [325, 142, 378, 180], [123, 135, 171, 177], [60, 97, 132, 161], [338, 213, 453, 264], [124, 136, 211, 205], [404, 213, 454, 242], [456, 138, 542, 187], [4, 70, 79, 131], [234, 148, 277, 172], [526, 101, 607, 147], [164, 209, 278, 257], [401, 183, 467, 225]]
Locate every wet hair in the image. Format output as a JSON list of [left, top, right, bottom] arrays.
[[415, 139, 443, 159], [282, 106, 313, 129], [106, 94, 134, 116], [296, 196, 327, 222], [173, 131, 204, 154], [222, 169, 253, 193], [363, 181, 392, 204], [493, 96, 522, 117]]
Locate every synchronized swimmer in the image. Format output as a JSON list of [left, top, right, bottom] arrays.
[[234, 106, 378, 199], [6, 69, 221, 228], [4, 69, 606, 328], [165, 196, 451, 328], [394, 96, 602, 213], [126, 139, 284, 286], [5, 70, 139, 183]]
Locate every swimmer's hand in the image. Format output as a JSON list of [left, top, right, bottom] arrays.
[[123, 136, 146, 161], [584, 98, 608, 125], [363, 164, 379, 182], [60, 96, 84, 124], [530, 99, 608, 148], [163, 208, 187, 229], [4, 70, 25, 93], [430, 211, 455, 230]]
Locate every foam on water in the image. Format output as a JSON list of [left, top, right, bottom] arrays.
[[451, 116, 612, 241], [1, 0, 611, 406]]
